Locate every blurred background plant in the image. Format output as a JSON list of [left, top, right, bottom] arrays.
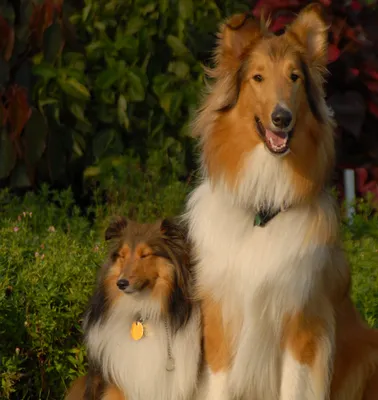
[[1, 0, 378, 398]]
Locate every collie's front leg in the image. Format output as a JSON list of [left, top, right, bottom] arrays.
[[200, 296, 232, 400], [280, 311, 334, 400]]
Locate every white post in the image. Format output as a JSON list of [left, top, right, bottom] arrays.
[[343, 169, 355, 223]]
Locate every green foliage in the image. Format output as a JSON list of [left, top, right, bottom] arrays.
[[0, 184, 378, 399], [0, 0, 251, 191]]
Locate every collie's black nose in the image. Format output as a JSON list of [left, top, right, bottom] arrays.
[[117, 279, 130, 291], [271, 106, 292, 129]]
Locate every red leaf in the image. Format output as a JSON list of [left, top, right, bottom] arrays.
[[350, 68, 360, 77], [6, 86, 32, 141], [350, 0, 362, 12], [29, 0, 62, 45], [365, 67, 378, 81], [0, 100, 7, 126], [330, 18, 346, 46], [328, 45, 341, 63], [270, 15, 295, 32], [253, 0, 301, 17], [366, 81, 378, 92], [0, 16, 14, 61], [368, 101, 378, 118]]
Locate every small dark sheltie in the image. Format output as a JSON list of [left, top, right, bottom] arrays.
[[65, 217, 202, 400]]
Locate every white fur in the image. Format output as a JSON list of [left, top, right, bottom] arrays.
[[186, 143, 339, 399], [195, 368, 229, 400], [280, 353, 310, 400], [85, 294, 201, 400]]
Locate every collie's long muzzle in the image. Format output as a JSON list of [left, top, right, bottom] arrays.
[[255, 105, 294, 156]]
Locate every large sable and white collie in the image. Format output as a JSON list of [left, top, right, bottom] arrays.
[[65, 218, 201, 400], [186, 4, 378, 400]]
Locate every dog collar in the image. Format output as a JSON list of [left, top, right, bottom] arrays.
[[253, 204, 289, 227]]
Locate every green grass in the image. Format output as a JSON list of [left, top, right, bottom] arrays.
[[0, 185, 377, 399]]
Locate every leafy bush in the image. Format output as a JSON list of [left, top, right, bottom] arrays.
[[0, 0, 252, 192]]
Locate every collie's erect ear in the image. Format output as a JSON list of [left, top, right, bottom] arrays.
[[105, 216, 128, 241], [288, 3, 328, 68], [216, 13, 262, 70]]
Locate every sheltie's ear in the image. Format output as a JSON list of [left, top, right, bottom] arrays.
[[288, 3, 328, 69], [105, 216, 128, 241], [160, 218, 185, 240], [216, 13, 262, 71]]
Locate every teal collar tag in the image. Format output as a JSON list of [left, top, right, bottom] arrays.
[[253, 208, 281, 227]]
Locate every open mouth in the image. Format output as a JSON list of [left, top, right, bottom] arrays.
[[255, 117, 293, 155]]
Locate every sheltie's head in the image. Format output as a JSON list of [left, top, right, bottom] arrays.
[[86, 217, 193, 332], [194, 3, 335, 210]]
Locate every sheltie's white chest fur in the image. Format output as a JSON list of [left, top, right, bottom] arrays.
[[85, 297, 202, 400], [187, 148, 337, 399]]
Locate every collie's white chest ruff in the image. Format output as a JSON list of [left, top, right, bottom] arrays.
[[187, 175, 335, 399], [85, 298, 202, 400]]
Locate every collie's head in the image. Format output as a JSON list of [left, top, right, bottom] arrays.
[[194, 3, 335, 210], [86, 217, 193, 332]]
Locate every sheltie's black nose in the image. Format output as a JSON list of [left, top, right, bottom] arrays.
[[271, 106, 292, 129], [117, 279, 130, 291]]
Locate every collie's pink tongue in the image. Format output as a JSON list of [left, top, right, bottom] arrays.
[[265, 129, 288, 149]]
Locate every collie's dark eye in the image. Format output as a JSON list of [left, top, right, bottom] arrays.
[[140, 253, 152, 259], [253, 74, 263, 83], [290, 73, 299, 82]]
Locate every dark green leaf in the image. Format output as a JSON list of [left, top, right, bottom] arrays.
[[141, 3, 156, 15], [95, 69, 119, 89], [24, 108, 48, 166], [126, 70, 145, 102], [43, 23, 62, 64], [10, 163, 31, 189], [64, 52, 86, 71], [82, 4, 92, 22], [32, 63, 57, 80], [58, 78, 91, 101], [0, 130, 16, 179], [92, 129, 116, 159], [159, 0, 169, 13], [179, 0, 193, 20], [168, 61, 190, 79], [125, 17, 144, 35], [117, 95, 129, 129], [166, 35, 191, 58], [152, 74, 175, 98], [117, 35, 139, 60], [159, 91, 183, 119], [69, 103, 90, 125], [48, 130, 68, 182]]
